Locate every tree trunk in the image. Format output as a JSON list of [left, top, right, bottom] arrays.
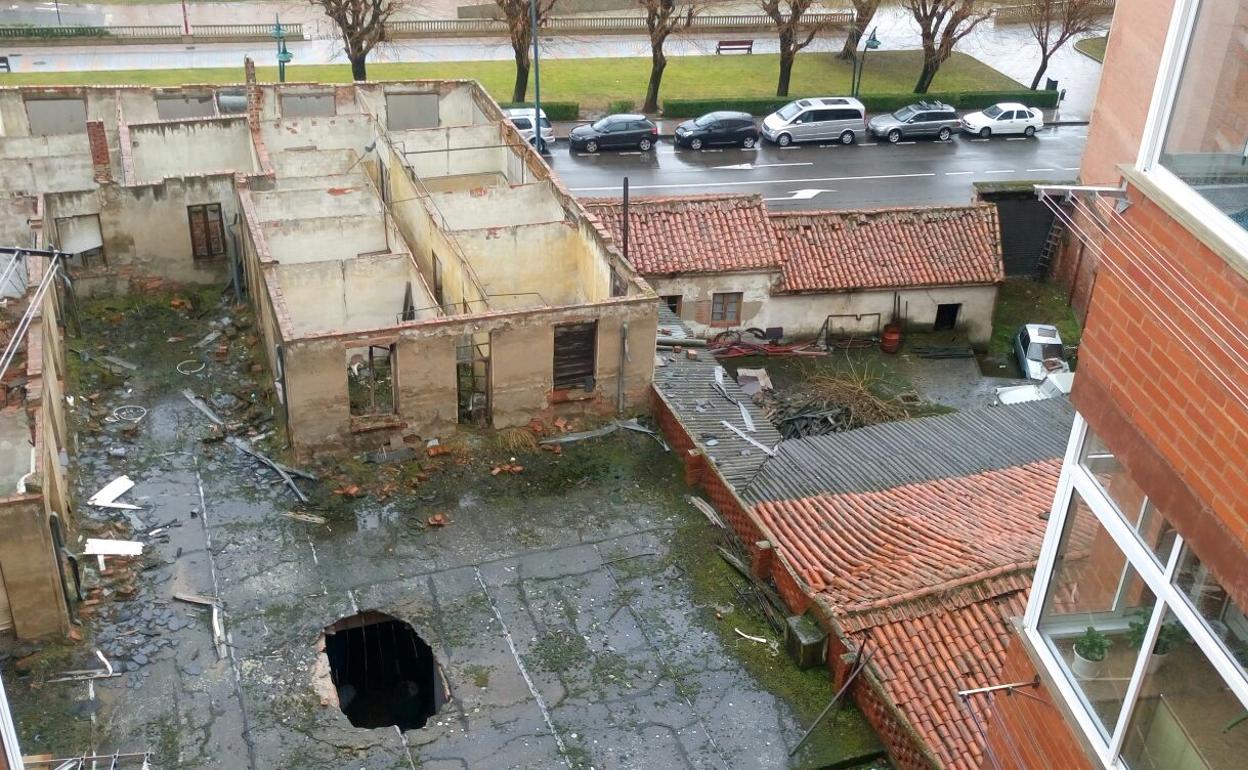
[[839, 21, 864, 60], [777, 31, 795, 97], [350, 54, 368, 82], [511, 46, 531, 103], [1030, 52, 1052, 90], [644, 47, 667, 114], [913, 57, 939, 93]]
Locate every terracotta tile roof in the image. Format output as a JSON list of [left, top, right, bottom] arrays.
[[771, 205, 1004, 292], [582, 194, 782, 275], [754, 460, 1061, 770]]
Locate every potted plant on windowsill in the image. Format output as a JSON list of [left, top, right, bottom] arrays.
[[1127, 611, 1189, 673], [1072, 626, 1111, 679]]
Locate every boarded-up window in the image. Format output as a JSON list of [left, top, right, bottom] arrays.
[[711, 292, 742, 323], [56, 214, 106, 269], [386, 93, 439, 130], [281, 93, 336, 118], [187, 203, 227, 260], [553, 322, 597, 391], [25, 98, 87, 136], [156, 94, 217, 120]]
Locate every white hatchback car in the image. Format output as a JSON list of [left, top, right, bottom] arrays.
[[959, 102, 1044, 138]]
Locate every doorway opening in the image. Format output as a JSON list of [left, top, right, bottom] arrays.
[[934, 303, 962, 331], [323, 611, 445, 731], [456, 333, 490, 425]]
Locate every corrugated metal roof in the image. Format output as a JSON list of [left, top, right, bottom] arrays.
[[653, 353, 783, 489], [656, 303, 690, 340], [742, 398, 1073, 502]]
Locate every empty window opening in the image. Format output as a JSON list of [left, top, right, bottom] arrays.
[[55, 214, 106, 270], [281, 93, 336, 118], [711, 292, 742, 323], [432, 253, 444, 307], [610, 269, 627, 298], [933, 303, 961, 331], [553, 321, 597, 391], [187, 203, 227, 260], [401, 282, 417, 322], [661, 295, 682, 316], [156, 94, 217, 121], [386, 92, 439, 130], [323, 611, 445, 731], [348, 345, 396, 416], [456, 333, 490, 425], [25, 98, 87, 136], [215, 89, 248, 115]]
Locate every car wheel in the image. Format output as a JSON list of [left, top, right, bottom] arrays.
[[584, 140, 598, 153], [979, 126, 991, 139], [938, 127, 952, 141], [639, 137, 653, 151], [776, 133, 792, 147], [690, 137, 703, 150], [1024, 125, 1036, 137], [840, 130, 855, 145], [742, 136, 756, 149], [887, 129, 902, 144]]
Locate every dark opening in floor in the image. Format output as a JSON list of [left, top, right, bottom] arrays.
[[324, 610, 444, 731]]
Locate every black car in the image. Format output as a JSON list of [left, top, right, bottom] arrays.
[[673, 111, 759, 150], [569, 114, 659, 153]]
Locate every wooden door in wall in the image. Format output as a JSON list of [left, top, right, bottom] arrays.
[[188, 203, 226, 260]]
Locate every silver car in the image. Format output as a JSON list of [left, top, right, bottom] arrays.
[[761, 97, 867, 146], [504, 107, 555, 149], [1013, 323, 1071, 380], [868, 101, 959, 143]]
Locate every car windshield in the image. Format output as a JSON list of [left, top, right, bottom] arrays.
[[590, 117, 614, 131], [694, 114, 717, 127], [891, 107, 916, 121], [539, 117, 551, 128], [1027, 342, 1065, 361], [776, 103, 801, 120], [983, 105, 1004, 119]]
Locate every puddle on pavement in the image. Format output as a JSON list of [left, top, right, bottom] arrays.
[[323, 611, 445, 731]]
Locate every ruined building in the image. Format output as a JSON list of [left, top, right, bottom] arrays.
[[0, 72, 657, 636]]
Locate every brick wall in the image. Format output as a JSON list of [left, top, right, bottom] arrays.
[[86, 119, 111, 183], [1072, 186, 1248, 607]]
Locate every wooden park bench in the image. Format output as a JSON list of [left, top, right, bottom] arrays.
[[716, 40, 753, 55], [0, 57, 11, 74]]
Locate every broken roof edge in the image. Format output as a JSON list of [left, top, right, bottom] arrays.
[[770, 277, 1003, 295], [767, 200, 1001, 221]]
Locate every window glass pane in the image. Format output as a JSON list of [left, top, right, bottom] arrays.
[[1158, 1, 1248, 235], [1079, 430, 1178, 564], [1173, 547, 1248, 674], [1038, 490, 1157, 737], [1120, 608, 1248, 770]]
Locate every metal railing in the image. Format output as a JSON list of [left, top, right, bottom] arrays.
[[993, 0, 1114, 25], [0, 22, 302, 42]]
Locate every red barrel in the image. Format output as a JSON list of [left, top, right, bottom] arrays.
[[880, 324, 902, 354]]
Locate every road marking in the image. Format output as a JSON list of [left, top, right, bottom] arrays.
[[1026, 167, 1055, 172], [779, 145, 801, 150], [619, 151, 642, 156], [985, 169, 1015, 174], [860, 143, 878, 147], [714, 161, 814, 170], [1006, 137, 1028, 141], [569, 171, 937, 193], [970, 138, 990, 142], [1061, 166, 1081, 170], [705, 148, 724, 153], [764, 188, 836, 202], [945, 171, 974, 176], [896, 141, 916, 145]]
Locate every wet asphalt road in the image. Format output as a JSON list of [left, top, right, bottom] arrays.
[[546, 125, 1087, 209]]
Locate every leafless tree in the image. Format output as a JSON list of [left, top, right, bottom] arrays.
[[640, 0, 700, 113], [494, 0, 560, 103], [839, 0, 881, 60], [314, 0, 406, 81], [905, 0, 991, 93], [1025, 0, 1105, 89], [760, 0, 832, 97]]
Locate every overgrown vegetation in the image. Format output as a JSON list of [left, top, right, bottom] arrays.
[[989, 278, 1082, 361]]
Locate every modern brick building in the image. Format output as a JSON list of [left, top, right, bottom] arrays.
[[980, 1, 1248, 768]]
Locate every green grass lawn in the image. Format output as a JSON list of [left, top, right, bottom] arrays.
[[990, 278, 1082, 360], [3, 50, 1022, 111], [1074, 35, 1108, 63]]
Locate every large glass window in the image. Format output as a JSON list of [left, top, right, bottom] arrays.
[[1156, 0, 1248, 235], [1173, 548, 1248, 674], [1120, 609, 1248, 770], [1038, 491, 1158, 736], [1079, 430, 1178, 565]]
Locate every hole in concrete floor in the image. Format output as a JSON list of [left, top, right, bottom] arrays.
[[324, 610, 444, 731]]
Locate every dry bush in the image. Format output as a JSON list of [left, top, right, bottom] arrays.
[[806, 366, 910, 428], [495, 426, 540, 454]]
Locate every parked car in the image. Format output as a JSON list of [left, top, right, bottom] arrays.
[[568, 114, 659, 153], [1013, 324, 1071, 381], [960, 102, 1044, 138], [994, 371, 1075, 405], [868, 101, 959, 143], [504, 107, 555, 149], [674, 111, 759, 150], [761, 97, 867, 147]]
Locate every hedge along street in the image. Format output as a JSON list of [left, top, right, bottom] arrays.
[[3, 50, 1027, 113]]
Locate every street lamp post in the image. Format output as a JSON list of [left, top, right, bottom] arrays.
[[273, 15, 293, 83], [530, 0, 545, 153], [851, 28, 881, 99]]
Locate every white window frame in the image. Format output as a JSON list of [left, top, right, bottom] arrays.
[[1135, 0, 1248, 260], [1023, 412, 1248, 768]]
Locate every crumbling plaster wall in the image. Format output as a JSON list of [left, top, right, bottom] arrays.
[[129, 118, 255, 183], [276, 254, 436, 336], [0, 496, 66, 638], [250, 185, 380, 222], [390, 124, 512, 180], [0, 134, 94, 195], [261, 214, 389, 265], [432, 181, 565, 231], [260, 115, 373, 155], [44, 174, 237, 295], [0, 87, 121, 136], [455, 220, 614, 307], [646, 271, 777, 336], [270, 148, 357, 178], [360, 83, 482, 131]]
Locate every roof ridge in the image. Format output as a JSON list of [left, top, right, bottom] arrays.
[[769, 202, 996, 219]]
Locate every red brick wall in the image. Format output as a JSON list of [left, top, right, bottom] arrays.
[[1072, 187, 1248, 606], [978, 631, 1095, 770]]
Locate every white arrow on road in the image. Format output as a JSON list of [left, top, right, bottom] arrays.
[[764, 188, 834, 202], [714, 161, 814, 170]]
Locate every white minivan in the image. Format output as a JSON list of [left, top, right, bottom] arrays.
[[761, 97, 867, 146], [504, 107, 556, 149]]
